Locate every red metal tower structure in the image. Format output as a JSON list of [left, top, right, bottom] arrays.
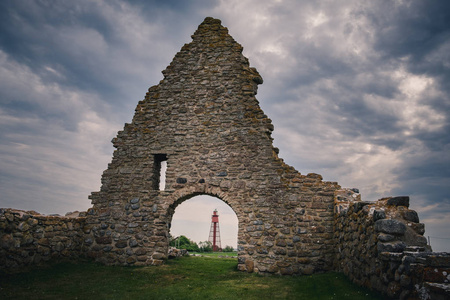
[[208, 209, 222, 251]]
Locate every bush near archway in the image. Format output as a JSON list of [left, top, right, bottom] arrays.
[[170, 235, 199, 252]]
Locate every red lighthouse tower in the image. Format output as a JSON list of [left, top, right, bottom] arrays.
[[208, 209, 222, 251]]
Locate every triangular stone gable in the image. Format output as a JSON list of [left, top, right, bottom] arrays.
[[87, 17, 340, 273], [117, 17, 274, 166]]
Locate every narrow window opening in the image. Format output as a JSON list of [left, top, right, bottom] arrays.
[[154, 154, 167, 191], [159, 160, 167, 190]]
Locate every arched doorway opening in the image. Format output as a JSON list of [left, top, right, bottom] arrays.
[[169, 195, 238, 255]]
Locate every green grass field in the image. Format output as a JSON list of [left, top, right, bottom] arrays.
[[0, 256, 382, 299]]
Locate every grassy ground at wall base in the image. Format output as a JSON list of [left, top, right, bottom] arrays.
[[0, 256, 382, 299]]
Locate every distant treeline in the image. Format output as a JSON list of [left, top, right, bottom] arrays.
[[170, 235, 234, 252]]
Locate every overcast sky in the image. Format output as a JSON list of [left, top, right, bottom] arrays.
[[0, 0, 449, 251]]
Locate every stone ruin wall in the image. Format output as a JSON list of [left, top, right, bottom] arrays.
[[334, 190, 450, 299], [0, 209, 86, 268], [84, 17, 341, 274], [1, 17, 449, 299]]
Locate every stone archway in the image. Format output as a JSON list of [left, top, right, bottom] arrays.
[[162, 187, 243, 260], [167, 193, 239, 253]]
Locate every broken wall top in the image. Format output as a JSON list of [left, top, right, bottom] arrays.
[[112, 17, 275, 157]]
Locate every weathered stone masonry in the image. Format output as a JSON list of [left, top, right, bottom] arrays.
[[85, 16, 340, 273], [0, 209, 86, 268], [334, 190, 449, 299], [1, 17, 449, 299]]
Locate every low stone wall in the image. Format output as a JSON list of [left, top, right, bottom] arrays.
[[0, 208, 86, 269], [2, 198, 449, 299], [334, 189, 450, 299]]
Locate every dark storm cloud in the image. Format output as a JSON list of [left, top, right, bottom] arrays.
[[365, 0, 450, 98], [0, 0, 215, 112], [0, 1, 111, 87], [393, 146, 450, 201], [368, 1, 450, 61]]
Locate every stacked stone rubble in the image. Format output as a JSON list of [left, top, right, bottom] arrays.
[[334, 189, 449, 299], [375, 251, 450, 299]]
